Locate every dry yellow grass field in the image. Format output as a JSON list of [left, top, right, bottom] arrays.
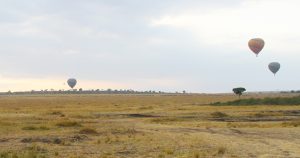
[[0, 93, 300, 158]]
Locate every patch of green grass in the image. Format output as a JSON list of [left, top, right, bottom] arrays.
[[212, 96, 300, 106]]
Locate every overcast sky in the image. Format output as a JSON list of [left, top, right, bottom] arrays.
[[0, 0, 300, 93]]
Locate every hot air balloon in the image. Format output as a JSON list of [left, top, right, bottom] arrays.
[[248, 38, 265, 57], [67, 78, 77, 89], [268, 62, 280, 75]]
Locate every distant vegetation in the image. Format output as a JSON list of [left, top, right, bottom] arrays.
[[0, 89, 187, 95], [212, 96, 300, 106]]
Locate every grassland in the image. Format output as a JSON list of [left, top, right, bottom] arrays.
[[0, 93, 299, 158], [213, 95, 300, 106]]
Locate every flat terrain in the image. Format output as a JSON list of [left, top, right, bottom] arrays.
[[0, 94, 300, 158]]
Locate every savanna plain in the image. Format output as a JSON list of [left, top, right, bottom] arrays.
[[0, 93, 300, 158]]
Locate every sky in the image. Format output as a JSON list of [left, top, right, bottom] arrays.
[[0, 0, 300, 93]]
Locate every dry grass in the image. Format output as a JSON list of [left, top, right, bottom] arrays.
[[282, 120, 300, 127], [22, 126, 50, 131], [211, 111, 229, 118], [79, 127, 98, 135], [56, 121, 81, 127], [0, 94, 299, 157]]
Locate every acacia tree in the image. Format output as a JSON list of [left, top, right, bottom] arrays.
[[232, 87, 246, 99]]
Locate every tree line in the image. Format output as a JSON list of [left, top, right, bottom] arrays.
[[0, 89, 188, 95]]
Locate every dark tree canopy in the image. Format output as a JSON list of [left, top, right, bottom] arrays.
[[232, 87, 246, 98]]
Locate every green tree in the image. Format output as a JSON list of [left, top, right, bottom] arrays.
[[232, 87, 246, 99]]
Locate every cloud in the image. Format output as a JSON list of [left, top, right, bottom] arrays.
[[150, 0, 300, 53], [0, 0, 299, 92]]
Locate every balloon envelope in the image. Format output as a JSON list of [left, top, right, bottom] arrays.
[[268, 62, 280, 75], [248, 38, 265, 56], [67, 78, 77, 88]]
